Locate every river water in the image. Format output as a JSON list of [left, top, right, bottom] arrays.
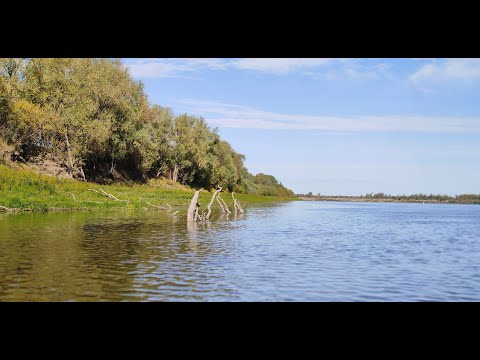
[[1, 201, 479, 301]]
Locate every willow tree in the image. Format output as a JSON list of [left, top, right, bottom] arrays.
[[0, 59, 26, 146], [17, 58, 147, 178], [168, 114, 214, 184], [133, 105, 175, 178], [0, 58, 295, 197], [209, 139, 239, 191]]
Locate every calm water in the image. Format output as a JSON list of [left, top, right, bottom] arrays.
[[1, 201, 479, 301]]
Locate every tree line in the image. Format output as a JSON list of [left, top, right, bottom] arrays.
[[299, 192, 480, 203], [0, 58, 294, 197]]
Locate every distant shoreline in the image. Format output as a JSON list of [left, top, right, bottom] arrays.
[[297, 196, 480, 204]]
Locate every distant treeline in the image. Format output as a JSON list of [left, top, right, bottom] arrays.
[[0, 58, 294, 197], [299, 192, 480, 203]]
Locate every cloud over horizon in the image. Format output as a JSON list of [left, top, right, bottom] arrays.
[[124, 58, 393, 79], [172, 98, 480, 133]]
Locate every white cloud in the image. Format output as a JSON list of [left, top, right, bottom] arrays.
[[229, 58, 336, 74], [125, 58, 397, 80], [173, 98, 480, 133], [126, 58, 228, 78], [344, 63, 391, 79], [125, 58, 347, 78], [410, 58, 480, 90]]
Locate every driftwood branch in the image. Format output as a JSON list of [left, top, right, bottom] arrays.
[[146, 202, 169, 210], [232, 192, 238, 213], [216, 197, 226, 213], [217, 194, 231, 214], [165, 203, 172, 209], [186, 187, 245, 223], [89, 188, 128, 202], [187, 189, 203, 222], [68, 192, 76, 201], [232, 192, 244, 214], [205, 187, 222, 220], [194, 205, 200, 221], [0, 205, 13, 212], [170, 210, 179, 216]]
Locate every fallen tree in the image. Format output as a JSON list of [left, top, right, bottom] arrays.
[[187, 187, 245, 222], [0, 205, 13, 212]]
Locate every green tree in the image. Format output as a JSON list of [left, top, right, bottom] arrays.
[[0, 58, 295, 196]]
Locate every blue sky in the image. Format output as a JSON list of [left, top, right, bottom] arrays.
[[123, 58, 480, 195]]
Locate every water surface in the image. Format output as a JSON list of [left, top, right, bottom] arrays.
[[1, 201, 479, 301]]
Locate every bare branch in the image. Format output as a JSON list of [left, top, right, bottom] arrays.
[[0, 205, 13, 212], [206, 187, 222, 220], [232, 192, 244, 214], [89, 188, 128, 202], [232, 192, 239, 213], [216, 197, 226, 213], [146, 202, 169, 210], [217, 194, 231, 214]]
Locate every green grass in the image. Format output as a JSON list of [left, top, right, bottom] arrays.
[[0, 163, 296, 213]]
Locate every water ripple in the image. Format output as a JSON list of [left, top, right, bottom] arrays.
[[1, 202, 480, 301]]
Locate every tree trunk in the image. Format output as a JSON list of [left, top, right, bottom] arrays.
[[64, 131, 74, 176], [80, 166, 86, 182], [172, 164, 179, 182], [187, 189, 202, 222], [156, 164, 164, 178]]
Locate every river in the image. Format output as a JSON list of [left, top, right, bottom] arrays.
[[1, 201, 479, 301]]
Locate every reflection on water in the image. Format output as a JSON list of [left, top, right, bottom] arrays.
[[1, 202, 480, 301]]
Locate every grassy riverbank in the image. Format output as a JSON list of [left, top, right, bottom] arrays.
[[0, 164, 296, 213]]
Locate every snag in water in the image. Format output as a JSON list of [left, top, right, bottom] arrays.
[[206, 187, 222, 220], [232, 192, 244, 214], [217, 194, 231, 214], [187, 189, 203, 222]]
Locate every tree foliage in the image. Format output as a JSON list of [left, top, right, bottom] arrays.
[[0, 58, 294, 196]]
